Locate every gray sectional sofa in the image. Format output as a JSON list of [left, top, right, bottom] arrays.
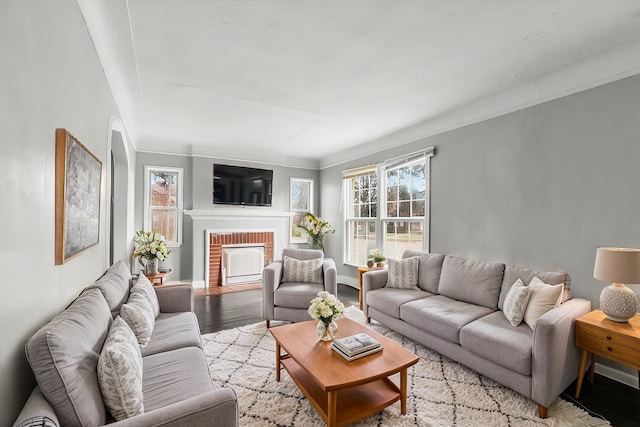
[[13, 261, 238, 427], [362, 251, 591, 418]]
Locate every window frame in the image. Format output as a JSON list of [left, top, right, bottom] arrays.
[[343, 148, 434, 266], [289, 177, 314, 244], [143, 165, 183, 247]]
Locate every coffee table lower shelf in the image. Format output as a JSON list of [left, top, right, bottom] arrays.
[[281, 358, 401, 427]]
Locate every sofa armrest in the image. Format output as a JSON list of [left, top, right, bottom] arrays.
[[323, 258, 337, 296], [262, 261, 282, 321], [12, 387, 60, 427], [110, 388, 238, 427], [531, 298, 592, 408], [154, 284, 194, 313], [362, 270, 388, 318]]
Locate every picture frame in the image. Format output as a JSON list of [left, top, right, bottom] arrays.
[[55, 128, 102, 264]]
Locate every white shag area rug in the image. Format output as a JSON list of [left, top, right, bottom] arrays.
[[202, 306, 610, 427]]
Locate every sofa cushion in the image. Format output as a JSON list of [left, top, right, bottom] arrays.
[[523, 277, 564, 330], [386, 257, 419, 289], [142, 347, 216, 412], [131, 274, 160, 318], [141, 312, 202, 357], [120, 292, 155, 348], [459, 311, 533, 376], [438, 256, 505, 309], [402, 251, 446, 293], [98, 316, 144, 420], [401, 295, 494, 344], [502, 279, 531, 327], [499, 264, 570, 310], [282, 248, 324, 260], [89, 260, 132, 317], [366, 288, 433, 319], [25, 288, 111, 427], [282, 256, 323, 284], [274, 282, 325, 309]]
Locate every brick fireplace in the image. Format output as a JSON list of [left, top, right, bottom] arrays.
[[207, 230, 275, 286]]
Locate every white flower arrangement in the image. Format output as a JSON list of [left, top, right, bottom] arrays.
[[133, 230, 170, 266], [308, 291, 345, 324]]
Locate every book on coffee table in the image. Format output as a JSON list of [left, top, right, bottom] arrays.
[[333, 333, 382, 356], [331, 342, 383, 361]]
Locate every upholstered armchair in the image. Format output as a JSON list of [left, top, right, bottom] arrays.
[[262, 248, 337, 327]]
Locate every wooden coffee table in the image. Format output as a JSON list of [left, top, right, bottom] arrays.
[[269, 317, 419, 427]]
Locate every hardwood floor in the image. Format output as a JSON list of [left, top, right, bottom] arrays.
[[194, 284, 639, 426]]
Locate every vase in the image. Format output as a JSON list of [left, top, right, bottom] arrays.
[[309, 236, 324, 252], [145, 258, 159, 275], [367, 259, 374, 268], [317, 319, 338, 341]]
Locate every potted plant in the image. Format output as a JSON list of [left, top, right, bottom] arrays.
[[133, 230, 170, 275], [366, 255, 375, 269], [372, 250, 386, 267]]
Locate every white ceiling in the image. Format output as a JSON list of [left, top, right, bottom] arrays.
[[78, 1, 640, 169]]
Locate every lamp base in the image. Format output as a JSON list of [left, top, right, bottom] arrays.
[[600, 283, 639, 323]]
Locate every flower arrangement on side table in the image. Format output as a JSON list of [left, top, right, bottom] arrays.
[[133, 230, 170, 275], [300, 212, 335, 252], [308, 291, 345, 341]]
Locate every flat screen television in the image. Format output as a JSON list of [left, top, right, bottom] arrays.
[[213, 164, 273, 207]]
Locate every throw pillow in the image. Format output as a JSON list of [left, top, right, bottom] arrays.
[[282, 256, 323, 284], [523, 276, 564, 330], [131, 274, 160, 318], [120, 292, 155, 348], [502, 279, 531, 327], [97, 316, 144, 421], [385, 257, 420, 289]]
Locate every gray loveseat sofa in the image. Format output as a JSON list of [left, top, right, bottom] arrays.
[[13, 261, 238, 427], [362, 251, 591, 418]]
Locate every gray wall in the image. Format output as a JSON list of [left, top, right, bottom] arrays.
[[136, 154, 320, 281], [0, 1, 129, 424], [321, 73, 640, 381]]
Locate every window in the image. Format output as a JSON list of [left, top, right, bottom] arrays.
[[343, 148, 434, 266], [144, 166, 183, 246], [290, 177, 314, 243]]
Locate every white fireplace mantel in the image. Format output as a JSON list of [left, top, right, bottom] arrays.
[[184, 209, 293, 220]]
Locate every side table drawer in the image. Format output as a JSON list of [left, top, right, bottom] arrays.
[[577, 333, 640, 369], [577, 323, 640, 350]]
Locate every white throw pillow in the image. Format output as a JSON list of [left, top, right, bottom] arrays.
[[282, 256, 323, 284], [120, 292, 155, 347], [502, 279, 531, 327], [98, 316, 144, 420], [131, 274, 160, 318], [523, 276, 564, 330], [385, 257, 420, 289]]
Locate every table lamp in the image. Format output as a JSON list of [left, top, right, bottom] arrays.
[[593, 247, 640, 322]]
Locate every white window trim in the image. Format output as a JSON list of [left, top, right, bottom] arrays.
[[342, 147, 435, 265], [143, 165, 184, 247], [289, 177, 314, 244]]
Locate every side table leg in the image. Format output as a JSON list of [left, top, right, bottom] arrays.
[[588, 353, 595, 383], [400, 368, 408, 415], [275, 342, 281, 382], [327, 391, 337, 427], [575, 349, 589, 399]]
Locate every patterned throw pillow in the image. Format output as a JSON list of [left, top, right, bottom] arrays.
[[523, 276, 564, 330], [385, 257, 420, 289], [502, 279, 531, 326], [131, 275, 160, 318], [282, 256, 323, 284], [97, 316, 144, 421], [120, 292, 155, 348]]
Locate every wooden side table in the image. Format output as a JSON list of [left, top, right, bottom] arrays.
[[358, 266, 384, 310], [574, 309, 640, 398], [145, 271, 170, 286]]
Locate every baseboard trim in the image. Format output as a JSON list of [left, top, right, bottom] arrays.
[[191, 280, 206, 289], [595, 363, 639, 389], [338, 275, 358, 289]]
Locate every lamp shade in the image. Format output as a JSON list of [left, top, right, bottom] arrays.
[[593, 247, 640, 284]]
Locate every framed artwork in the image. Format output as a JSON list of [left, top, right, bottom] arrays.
[[290, 177, 314, 243], [55, 128, 102, 264]]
